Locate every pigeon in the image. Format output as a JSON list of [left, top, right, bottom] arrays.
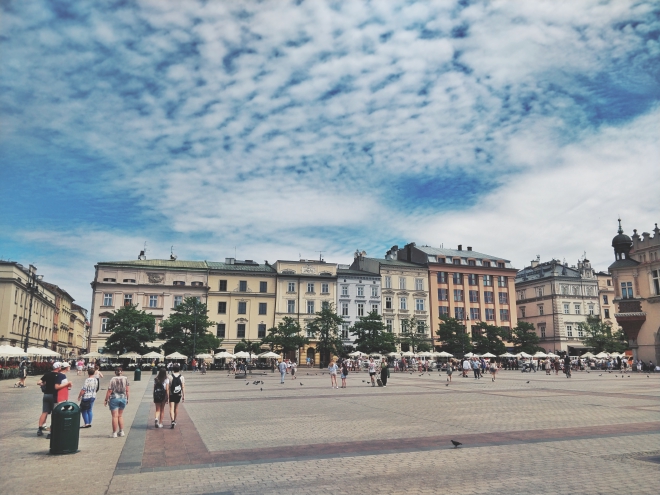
[[615, 375, 617, 377], [300, 382, 303, 386], [445, 383, 449, 387], [362, 380, 366, 383], [451, 440, 462, 448], [599, 374, 602, 376], [526, 381, 530, 384]]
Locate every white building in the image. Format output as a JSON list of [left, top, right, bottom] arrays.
[[336, 266, 382, 348]]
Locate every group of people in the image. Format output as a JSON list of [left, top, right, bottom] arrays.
[[152, 364, 186, 429]]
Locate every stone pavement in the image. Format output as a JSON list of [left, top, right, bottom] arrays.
[[1, 368, 659, 495]]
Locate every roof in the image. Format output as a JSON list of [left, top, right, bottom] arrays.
[[608, 258, 640, 270], [337, 268, 381, 277], [365, 258, 425, 268], [41, 281, 75, 302], [98, 260, 208, 270], [515, 260, 582, 282], [415, 245, 510, 263], [207, 261, 276, 273]]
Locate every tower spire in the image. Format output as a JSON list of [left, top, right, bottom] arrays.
[[617, 218, 623, 234]]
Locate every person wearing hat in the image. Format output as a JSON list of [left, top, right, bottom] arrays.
[[36, 362, 71, 438], [56, 362, 72, 404]]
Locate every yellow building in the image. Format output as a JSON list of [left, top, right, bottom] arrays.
[[43, 282, 76, 358], [0, 262, 56, 350], [71, 303, 89, 355], [596, 271, 617, 329], [207, 259, 277, 353]]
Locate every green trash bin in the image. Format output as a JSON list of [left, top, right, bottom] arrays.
[[134, 367, 141, 381], [152, 366, 157, 375], [50, 402, 80, 455]]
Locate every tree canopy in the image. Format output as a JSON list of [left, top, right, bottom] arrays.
[[579, 316, 628, 354], [234, 339, 262, 355], [511, 321, 543, 354], [435, 315, 472, 356], [350, 310, 396, 354], [260, 317, 309, 356], [159, 297, 220, 356], [306, 304, 344, 366], [398, 316, 433, 353], [471, 322, 507, 356], [103, 305, 157, 355]]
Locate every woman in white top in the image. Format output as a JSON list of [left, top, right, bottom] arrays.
[[328, 359, 339, 389], [153, 368, 169, 428]]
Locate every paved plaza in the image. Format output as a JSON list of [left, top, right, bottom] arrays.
[[1, 368, 659, 495]]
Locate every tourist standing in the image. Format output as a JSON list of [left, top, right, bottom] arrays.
[[76, 358, 84, 376], [56, 362, 72, 404], [328, 359, 339, 389], [278, 360, 287, 384], [446, 361, 453, 382], [462, 358, 470, 377], [368, 358, 377, 386], [380, 358, 388, 387], [471, 358, 480, 379], [36, 362, 69, 438], [14, 360, 28, 388], [340, 360, 348, 388], [169, 364, 185, 428], [78, 367, 98, 427], [105, 367, 130, 438], [153, 368, 169, 428], [290, 360, 297, 380]]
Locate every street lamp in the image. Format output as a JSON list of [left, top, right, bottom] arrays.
[[23, 265, 44, 353], [192, 299, 198, 361]]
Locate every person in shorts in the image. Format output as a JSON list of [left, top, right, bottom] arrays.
[[290, 360, 297, 380], [105, 367, 130, 438], [36, 361, 69, 438], [446, 361, 453, 383], [328, 359, 339, 389], [340, 360, 348, 388], [168, 364, 185, 428], [490, 361, 498, 381], [368, 358, 377, 386]]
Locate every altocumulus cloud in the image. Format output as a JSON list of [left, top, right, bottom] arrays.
[[1, 0, 659, 310]]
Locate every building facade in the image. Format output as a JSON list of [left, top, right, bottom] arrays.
[[71, 303, 90, 355], [42, 282, 76, 357], [207, 259, 277, 353], [595, 271, 617, 329], [336, 265, 382, 348], [89, 259, 209, 353], [515, 257, 600, 355], [609, 221, 660, 363]]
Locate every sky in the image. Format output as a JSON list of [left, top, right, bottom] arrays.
[[1, 0, 659, 313]]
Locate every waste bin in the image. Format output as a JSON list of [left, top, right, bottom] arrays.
[[50, 402, 80, 455], [152, 367, 157, 375], [134, 367, 141, 381]]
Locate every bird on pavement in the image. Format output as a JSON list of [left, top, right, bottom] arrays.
[[451, 440, 462, 448], [260, 387, 262, 391], [300, 382, 303, 386], [445, 384, 449, 387], [599, 374, 602, 376], [246, 382, 249, 385], [362, 380, 365, 383], [526, 381, 530, 384]]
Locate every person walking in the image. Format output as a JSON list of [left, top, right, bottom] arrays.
[[340, 360, 349, 388], [471, 358, 480, 379], [14, 360, 28, 388], [168, 364, 185, 428], [290, 360, 297, 380], [153, 368, 169, 428], [563, 355, 572, 378], [76, 358, 84, 376], [446, 361, 453, 382], [328, 359, 339, 389], [36, 362, 70, 438], [368, 358, 377, 387], [380, 358, 389, 387], [490, 360, 498, 382], [462, 358, 470, 378], [78, 367, 98, 428], [105, 367, 130, 438], [278, 359, 287, 384]]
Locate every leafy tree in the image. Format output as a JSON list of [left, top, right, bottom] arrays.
[[234, 339, 262, 355], [260, 317, 309, 356], [511, 321, 543, 354], [350, 310, 396, 354], [398, 316, 433, 353], [159, 297, 220, 357], [103, 305, 157, 355], [471, 322, 507, 356], [306, 303, 344, 367], [579, 316, 628, 353], [436, 315, 473, 356]]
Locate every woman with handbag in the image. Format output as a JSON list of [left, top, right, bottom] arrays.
[[78, 367, 97, 427]]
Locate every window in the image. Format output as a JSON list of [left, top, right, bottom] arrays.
[[103, 293, 113, 306], [174, 295, 183, 307], [621, 282, 633, 299], [399, 297, 407, 310], [417, 321, 426, 333], [371, 285, 378, 297], [372, 304, 379, 313], [258, 324, 266, 338], [342, 302, 349, 316], [260, 281, 267, 293], [563, 303, 570, 314], [341, 323, 349, 339], [321, 283, 329, 294], [237, 324, 245, 338], [103, 278, 116, 282], [566, 325, 573, 337], [287, 300, 295, 313], [399, 277, 406, 290], [357, 285, 364, 296], [452, 273, 462, 285], [484, 291, 494, 303], [483, 261, 491, 267], [437, 272, 447, 284], [471, 325, 481, 339], [307, 301, 315, 314], [218, 301, 227, 314], [438, 288, 448, 301], [385, 297, 392, 309], [539, 324, 546, 339], [454, 307, 465, 320], [149, 295, 158, 308], [386, 319, 393, 332], [468, 260, 476, 266], [517, 290, 526, 300], [384, 276, 392, 289], [653, 270, 660, 295], [258, 302, 267, 315], [469, 290, 479, 303], [483, 275, 492, 286], [173, 281, 185, 286], [520, 307, 526, 317], [453, 258, 461, 265], [341, 285, 349, 296], [498, 276, 507, 287], [603, 295, 608, 305], [415, 278, 424, 290], [470, 308, 480, 320], [191, 281, 203, 287], [538, 305, 544, 316], [217, 323, 226, 338], [453, 289, 463, 302], [219, 280, 227, 291], [123, 294, 133, 306], [237, 301, 247, 314], [574, 304, 581, 315], [237, 281, 247, 292], [500, 309, 509, 321], [322, 301, 329, 310], [577, 326, 584, 338], [123, 279, 136, 283], [468, 274, 478, 286], [307, 283, 315, 293], [604, 309, 610, 318], [485, 308, 495, 320], [499, 292, 508, 304], [415, 299, 424, 311], [498, 262, 505, 268], [357, 303, 364, 316], [101, 318, 109, 332], [438, 306, 449, 316], [288, 282, 296, 293], [607, 279, 611, 286], [588, 305, 595, 316]]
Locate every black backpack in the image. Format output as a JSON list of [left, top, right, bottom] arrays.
[[153, 381, 166, 402], [170, 374, 182, 396]]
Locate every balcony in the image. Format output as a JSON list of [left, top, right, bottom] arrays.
[[615, 300, 646, 341]]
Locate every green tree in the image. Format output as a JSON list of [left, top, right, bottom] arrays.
[[103, 305, 158, 355], [511, 321, 543, 354], [350, 310, 396, 354], [306, 303, 344, 367], [579, 316, 628, 353], [159, 297, 220, 357], [398, 316, 433, 353], [471, 322, 507, 356], [260, 317, 309, 357], [234, 339, 262, 355], [436, 315, 473, 356]]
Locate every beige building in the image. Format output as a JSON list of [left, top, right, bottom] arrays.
[[595, 271, 617, 329], [71, 303, 90, 355], [42, 282, 76, 357], [89, 259, 208, 353], [609, 221, 660, 364], [273, 259, 338, 363], [0, 262, 56, 350], [207, 259, 277, 353], [515, 257, 600, 355]]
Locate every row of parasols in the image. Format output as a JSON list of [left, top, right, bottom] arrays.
[[347, 351, 569, 359], [74, 350, 284, 361], [0, 345, 62, 358]]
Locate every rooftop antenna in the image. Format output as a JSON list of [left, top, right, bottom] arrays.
[[170, 246, 177, 261], [138, 241, 147, 260], [316, 250, 324, 261]]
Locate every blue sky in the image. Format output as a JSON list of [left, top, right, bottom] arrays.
[[1, 0, 659, 312]]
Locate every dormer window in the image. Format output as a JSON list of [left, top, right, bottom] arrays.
[[103, 278, 116, 282], [483, 261, 491, 267], [191, 281, 203, 287], [173, 281, 185, 286], [123, 279, 136, 283]]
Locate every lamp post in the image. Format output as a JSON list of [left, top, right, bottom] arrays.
[[23, 265, 44, 353], [192, 299, 198, 362]]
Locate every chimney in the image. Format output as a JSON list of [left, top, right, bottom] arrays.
[[530, 259, 539, 268], [458, 245, 462, 251], [467, 246, 472, 251], [225, 258, 235, 265]]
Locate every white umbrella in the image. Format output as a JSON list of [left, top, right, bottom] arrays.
[[118, 351, 142, 359], [580, 352, 596, 359], [166, 352, 187, 359], [546, 352, 559, 358], [595, 352, 610, 359], [0, 345, 27, 357], [214, 351, 235, 359], [480, 352, 496, 358], [233, 351, 257, 359], [387, 352, 399, 357], [142, 351, 163, 359], [435, 351, 453, 358], [195, 353, 213, 359], [80, 351, 103, 359], [26, 346, 53, 356], [517, 352, 532, 358], [369, 352, 382, 358], [417, 351, 434, 357], [348, 351, 365, 357], [464, 352, 476, 358], [499, 352, 516, 358], [533, 351, 548, 358], [258, 351, 280, 358], [401, 351, 416, 357]]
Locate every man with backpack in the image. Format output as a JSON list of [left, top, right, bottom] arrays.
[[169, 364, 185, 428]]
